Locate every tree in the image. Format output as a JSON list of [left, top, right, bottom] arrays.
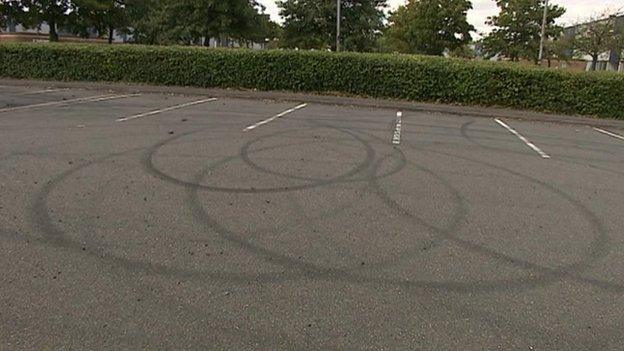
[[542, 35, 574, 67], [245, 13, 282, 46], [449, 43, 476, 58], [278, 0, 387, 52], [383, 0, 474, 56], [19, 0, 74, 41], [572, 11, 624, 71], [71, 0, 129, 44], [0, 1, 22, 31], [482, 0, 565, 63], [127, 0, 273, 46]]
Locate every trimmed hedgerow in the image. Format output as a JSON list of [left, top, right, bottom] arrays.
[[1, 42, 623, 118]]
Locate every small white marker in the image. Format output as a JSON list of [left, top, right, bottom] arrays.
[[116, 98, 218, 122], [494, 118, 550, 159], [392, 111, 402, 145], [594, 127, 624, 142], [244, 103, 308, 131]]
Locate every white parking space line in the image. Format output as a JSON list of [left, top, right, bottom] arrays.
[[392, 111, 402, 145], [244, 103, 308, 131], [116, 98, 218, 122], [0, 93, 139, 114], [88, 94, 141, 103], [594, 127, 624, 142], [494, 118, 551, 159], [17, 88, 70, 96]]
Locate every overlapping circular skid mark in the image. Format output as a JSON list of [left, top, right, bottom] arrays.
[[460, 121, 624, 166], [342, 153, 469, 273], [26, 146, 552, 350], [184, 121, 525, 289], [279, 153, 421, 270], [179, 118, 623, 293], [190, 152, 446, 274], [143, 129, 389, 244], [29, 122, 624, 294], [24, 150, 288, 345], [28, 141, 311, 284], [148, 117, 466, 273], [27, 127, 394, 284], [187, 127, 620, 293], [239, 124, 409, 185], [142, 126, 376, 194], [264, 122, 468, 273], [239, 133, 365, 183], [132, 120, 463, 275], [0, 131, 160, 168], [182, 123, 445, 273], [398, 139, 624, 293]]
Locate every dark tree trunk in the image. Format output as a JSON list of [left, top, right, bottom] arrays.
[[49, 20, 59, 42], [590, 54, 598, 71], [108, 26, 114, 44]]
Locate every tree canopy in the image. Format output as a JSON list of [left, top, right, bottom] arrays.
[[115, 0, 276, 45], [278, 0, 387, 52], [482, 0, 565, 63], [383, 0, 474, 56], [1, 0, 277, 44], [572, 12, 624, 70], [69, 0, 129, 43], [15, 0, 73, 41]]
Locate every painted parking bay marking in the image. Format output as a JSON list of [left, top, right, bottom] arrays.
[[0, 93, 140, 114], [17, 88, 70, 96], [594, 127, 624, 142], [494, 118, 550, 159], [116, 98, 218, 122], [244, 103, 308, 132]]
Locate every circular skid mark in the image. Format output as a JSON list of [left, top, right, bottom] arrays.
[[398, 140, 620, 293], [185, 123, 618, 292], [240, 127, 408, 185], [27, 123, 624, 294], [142, 126, 375, 194], [187, 151, 448, 272]]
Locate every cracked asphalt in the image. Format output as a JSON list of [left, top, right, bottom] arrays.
[[1, 84, 624, 350]]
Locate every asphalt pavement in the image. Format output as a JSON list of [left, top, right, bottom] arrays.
[[1, 83, 624, 350]]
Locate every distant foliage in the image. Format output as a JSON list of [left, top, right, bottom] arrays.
[[278, 0, 387, 52], [383, 0, 474, 56], [1, 42, 623, 119], [482, 0, 565, 63], [0, 0, 278, 45], [15, 0, 74, 41], [128, 0, 274, 46], [69, 0, 130, 44], [572, 12, 624, 71]]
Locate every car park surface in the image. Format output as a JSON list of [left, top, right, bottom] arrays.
[[1, 84, 624, 349]]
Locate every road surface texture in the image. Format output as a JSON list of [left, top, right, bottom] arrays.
[[1, 83, 624, 350]]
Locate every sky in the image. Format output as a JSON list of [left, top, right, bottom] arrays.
[[257, 0, 624, 36]]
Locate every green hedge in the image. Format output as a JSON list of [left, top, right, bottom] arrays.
[[1, 42, 623, 118]]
